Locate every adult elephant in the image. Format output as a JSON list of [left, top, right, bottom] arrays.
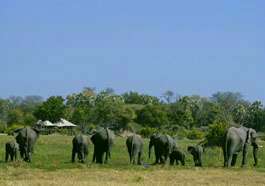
[[149, 133, 176, 164], [126, 134, 144, 165], [91, 128, 115, 164], [72, 134, 90, 163], [14, 127, 40, 162], [223, 126, 258, 167]]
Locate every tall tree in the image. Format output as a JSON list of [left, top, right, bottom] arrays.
[[34, 96, 66, 123]]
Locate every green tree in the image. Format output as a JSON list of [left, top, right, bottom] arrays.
[[122, 91, 160, 105], [168, 96, 195, 129], [245, 101, 265, 131], [34, 96, 66, 123], [137, 105, 169, 128], [7, 108, 24, 126]]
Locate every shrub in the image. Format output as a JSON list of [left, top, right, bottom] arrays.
[[205, 121, 229, 146], [5, 123, 25, 135], [187, 128, 205, 140], [175, 127, 189, 140], [139, 127, 157, 138]]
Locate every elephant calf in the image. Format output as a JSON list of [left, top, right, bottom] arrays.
[[126, 134, 143, 165], [72, 134, 90, 163], [188, 145, 203, 167], [169, 147, 185, 166], [5, 141, 19, 162]]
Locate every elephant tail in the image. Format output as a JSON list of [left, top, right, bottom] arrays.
[[224, 133, 230, 164]]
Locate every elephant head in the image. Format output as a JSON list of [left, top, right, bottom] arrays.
[[247, 128, 258, 166], [187, 146, 196, 156]]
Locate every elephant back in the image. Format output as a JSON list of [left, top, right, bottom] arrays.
[[15, 127, 39, 146], [91, 128, 114, 146]]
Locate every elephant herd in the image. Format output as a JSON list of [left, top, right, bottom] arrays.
[[4, 126, 260, 168]]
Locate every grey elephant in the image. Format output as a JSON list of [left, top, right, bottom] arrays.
[[126, 134, 144, 165], [169, 147, 185, 166], [91, 128, 115, 164], [187, 145, 203, 167], [149, 133, 176, 164], [223, 126, 258, 167], [14, 127, 39, 162], [5, 141, 19, 162], [72, 134, 90, 163]]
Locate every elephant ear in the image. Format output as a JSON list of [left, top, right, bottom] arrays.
[[187, 146, 194, 153], [246, 128, 256, 144], [13, 128, 23, 137]]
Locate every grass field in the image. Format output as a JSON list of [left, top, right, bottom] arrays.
[[1, 134, 265, 185]]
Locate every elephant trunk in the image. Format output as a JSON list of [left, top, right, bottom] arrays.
[[149, 143, 153, 159], [253, 144, 258, 166]]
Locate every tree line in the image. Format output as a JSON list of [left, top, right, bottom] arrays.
[[0, 88, 265, 138]]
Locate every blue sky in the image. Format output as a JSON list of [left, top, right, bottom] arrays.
[[1, 1, 264, 102]]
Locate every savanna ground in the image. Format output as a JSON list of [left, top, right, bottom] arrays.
[[0, 135, 265, 186]]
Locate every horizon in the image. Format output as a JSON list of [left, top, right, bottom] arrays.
[[1, 1, 264, 103]]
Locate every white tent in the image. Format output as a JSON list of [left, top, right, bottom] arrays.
[[54, 118, 77, 127], [36, 120, 56, 127]]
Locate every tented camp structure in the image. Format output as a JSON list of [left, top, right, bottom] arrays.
[[35, 119, 77, 135], [53, 118, 77, 128]]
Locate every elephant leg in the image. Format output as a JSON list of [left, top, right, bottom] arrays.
[[128, 149, 132, 164], [137, 152, 142, 165], [181, 158, 185, 166], [104, 151, 108, 164], [231, 154, 237, 167], [28, 152, 32, 162], [222, 146, 227, 167], [241, 144, 248, 167], [92, 149, 96, 163], [227, 154, 233, 167], [154, 150, 159, 164], [5, 151, 9, 162], [72, 149, 76, 163], [169, 157, 174, 165], [11, 154, 14, 161], [14, 151, 17, 161]]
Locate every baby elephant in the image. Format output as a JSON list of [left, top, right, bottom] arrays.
[[5, 141, 19, 162], [126, 134, 144, 165], [187, 145, 203, 167], [169, 147, 185, 165], [72, 134, 90, 163]]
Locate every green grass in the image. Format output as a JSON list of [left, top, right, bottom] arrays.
[[1, 134, 265, 185], [0, 134, 265, 170]]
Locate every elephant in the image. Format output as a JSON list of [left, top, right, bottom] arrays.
[[169, 147, 185, 166], [91, 128, 115, 164], [149, 133, 176, 164], [187, 145, 203, 167], [72, 134, 90, 163], [14, 127, 39, 162], [223, 126, 258, 167], [5, 141, 19, 162], [126, 134, 144, 165]]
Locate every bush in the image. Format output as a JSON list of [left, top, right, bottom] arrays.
[[175, 127, 189, 140], [0, 122, 6, 133], [139, 127, 157, 138], [187, 128, 205, 140], [5, 123, 25, 135], [205, 121, 229, 146]]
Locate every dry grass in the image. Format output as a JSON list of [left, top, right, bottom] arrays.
[[1, 167, 265, 186]]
